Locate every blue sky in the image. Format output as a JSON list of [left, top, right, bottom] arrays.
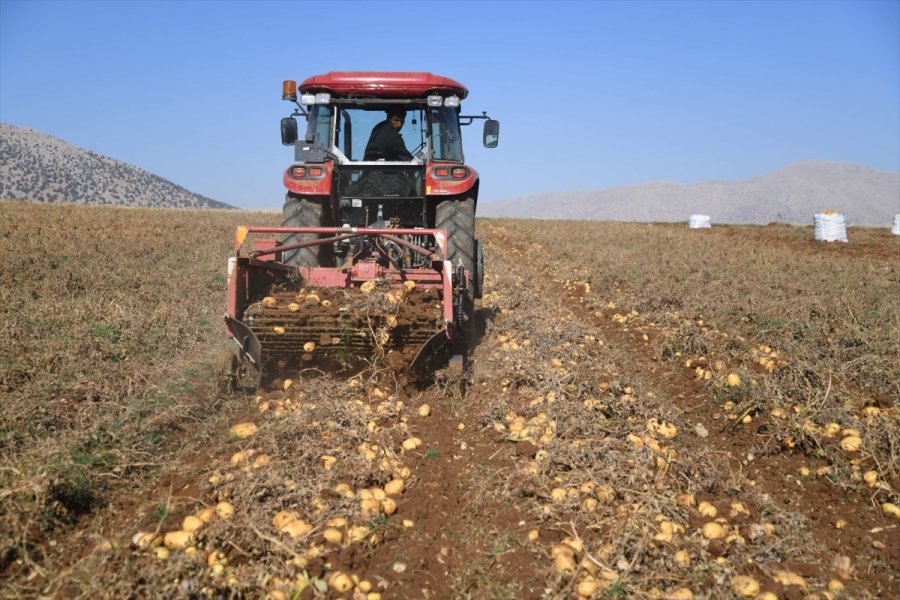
[[1, 0, 898, 210]]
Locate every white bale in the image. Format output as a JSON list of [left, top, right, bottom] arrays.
[[813, 211, 847, 243], [892, 214, 900, 235], [688, 214, 711, 229]]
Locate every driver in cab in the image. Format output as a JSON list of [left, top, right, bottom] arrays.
[[364, 108, 413, 161]]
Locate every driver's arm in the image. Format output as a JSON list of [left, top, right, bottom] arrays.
[[389, 134, 413, 161]]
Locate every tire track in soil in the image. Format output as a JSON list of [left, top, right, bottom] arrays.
[[331, 383, 542, 599]]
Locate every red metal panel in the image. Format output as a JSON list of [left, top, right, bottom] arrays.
[[351, 261, 381, 281], [299, 72, 468, 99], [426, 166, 479, 197], [284, 163, 333, 194]]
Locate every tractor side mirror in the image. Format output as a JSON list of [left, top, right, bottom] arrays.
[[483, 119, 500, 148], [281, 117, 298, 146]]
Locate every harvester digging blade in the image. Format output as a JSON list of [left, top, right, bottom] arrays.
[[226, 315, 263, 389], [408, 329, 450, 377]]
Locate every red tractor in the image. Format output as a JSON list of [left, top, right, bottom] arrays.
[[225, 72, 499, 380]]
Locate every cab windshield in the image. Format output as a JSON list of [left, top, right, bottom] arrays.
[[305, 105, 463, 162]]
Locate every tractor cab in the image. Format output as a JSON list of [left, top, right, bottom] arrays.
[[277, 72, 498, 269]]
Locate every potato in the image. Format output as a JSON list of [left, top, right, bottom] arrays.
[[839, 435, 862, 452], [384, 479, 405, 496], [552, 546, 576, 575], [550, 487, 567, 503], [230, 422, 258, 438], [401, 437, 422, 451], [701, 522, 726, 540], [181, 515, 204, 533], [281, 519, 312, 538], [215, 501, 234, 519], [348, 525, 370, 542], [882, 502, 900, 518], [163, 530, 192, 549], [272, 510, 298, 530], [647, 418, 677, 439], [132, 531, 155, 550], [360, 498, 382, 516], [329, 572, 354, 593], [730, 575, 759, 597], [726, 373, 741, 387], [230, 450, 252, 465], [697, 501, 717, 517], [207, 550, 227, 567], [729, 502, 749, 517], [576, 576, 600, 597], [773, 570, 806, 589], [677, 493, 696, 508], [322, 528, 343, 544], [262, 296, 277, 308], [381, 497, 397, 515]]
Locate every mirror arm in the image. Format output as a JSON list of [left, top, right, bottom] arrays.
[[459, 111, 490, 126]]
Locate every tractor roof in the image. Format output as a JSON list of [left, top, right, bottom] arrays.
[[298, 72, 468, 99]]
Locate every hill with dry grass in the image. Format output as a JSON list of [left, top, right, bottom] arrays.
[[481, 161, 900, 225], [0, 123, 234, 209]]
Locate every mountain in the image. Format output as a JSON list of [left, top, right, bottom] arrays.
[[0, 123, 234, 209], [480, 161, 900, 225]]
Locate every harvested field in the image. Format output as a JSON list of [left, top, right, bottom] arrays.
[[1, 202, 898, 599]]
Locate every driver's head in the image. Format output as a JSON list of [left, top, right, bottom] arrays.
[[386, 108, 406, 129]]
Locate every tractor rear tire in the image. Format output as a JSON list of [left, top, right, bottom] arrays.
[[474, 238, 484, 300], [281, 195, 323, 267], [436, 198, 476, 337]]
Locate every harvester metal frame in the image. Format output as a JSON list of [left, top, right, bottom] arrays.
[[225, 225, 462, 379]]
